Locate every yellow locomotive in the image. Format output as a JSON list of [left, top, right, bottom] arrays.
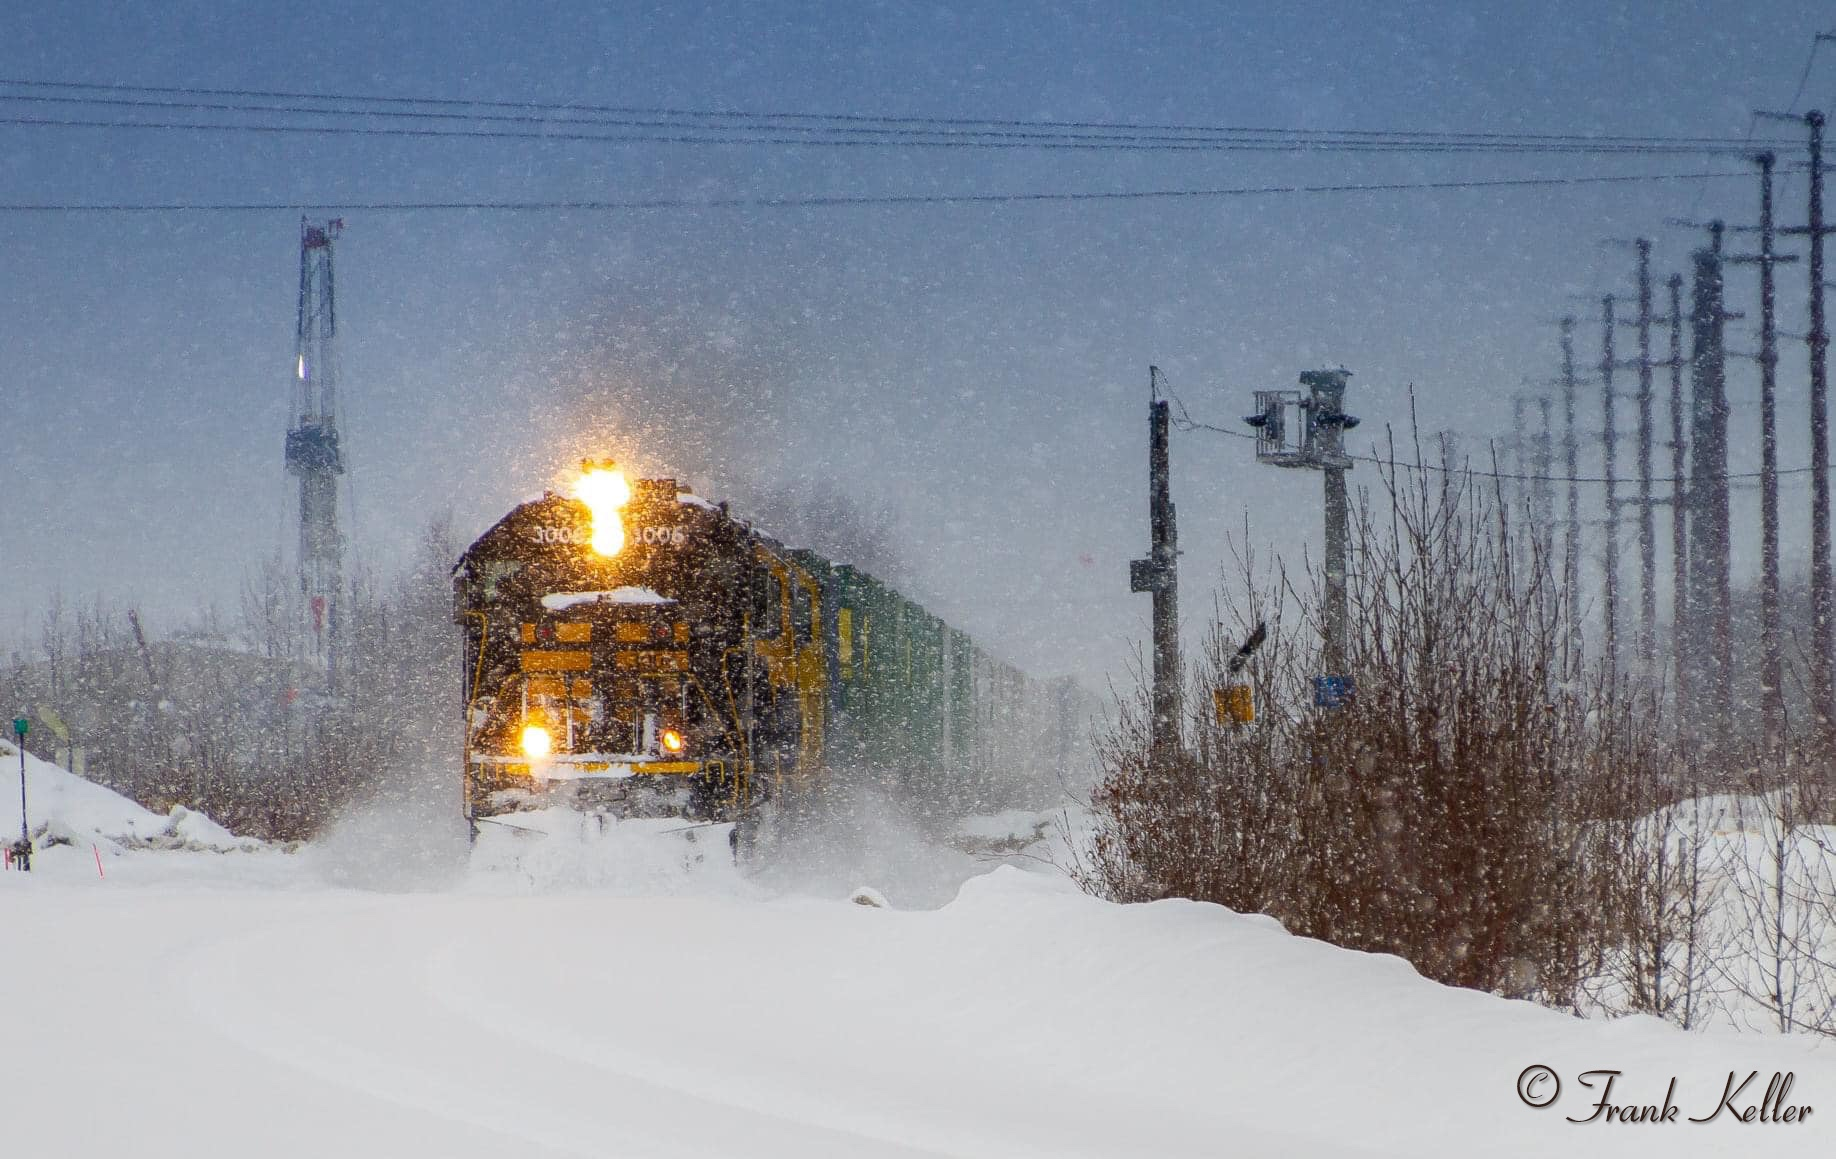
[[454, 464, 1032, 850]]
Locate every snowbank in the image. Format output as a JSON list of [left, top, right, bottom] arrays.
[[0, 740, 254, 853]]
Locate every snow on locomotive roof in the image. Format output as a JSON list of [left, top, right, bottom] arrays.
[[541, 587, 678, 611], [676, 492, 718, 511]]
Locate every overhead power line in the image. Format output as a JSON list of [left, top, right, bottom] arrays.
[[1787, 31, 1836, 112], [0, 110, 1792, 154], [0, 169, 1759, 214], [0, 75, 1792, 143], [0, 76, 1808, 155]]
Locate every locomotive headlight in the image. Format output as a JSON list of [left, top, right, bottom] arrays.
[[572, 464, 631, 557], [660, 728, 685, 754], [519, 724, 553, 760]]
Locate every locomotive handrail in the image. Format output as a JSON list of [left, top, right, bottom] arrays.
[[718, 640, 757, 782], [685, 672, 745, 757], [462, 610, 490, 733]]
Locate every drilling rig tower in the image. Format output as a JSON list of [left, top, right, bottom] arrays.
[[285, 218, 346, 690]]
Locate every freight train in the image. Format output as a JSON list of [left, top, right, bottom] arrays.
[[453, 463, 1040, 850]]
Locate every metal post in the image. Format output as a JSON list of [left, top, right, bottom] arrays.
[[1324, 466, 1349, 672], [1305, 370, 1355, 676]]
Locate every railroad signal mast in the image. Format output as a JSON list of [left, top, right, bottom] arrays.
[[285, 218, 347, 690], [1247, 368, 1359, 703]]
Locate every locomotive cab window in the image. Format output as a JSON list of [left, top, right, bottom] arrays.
[[754, 568, 783, 638], [792, 578, 813, 644]]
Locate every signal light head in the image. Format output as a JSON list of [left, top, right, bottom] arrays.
[[660, 728, 685, 754]]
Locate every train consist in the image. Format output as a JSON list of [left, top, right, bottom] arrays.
[[454, 464, 1050, 846]]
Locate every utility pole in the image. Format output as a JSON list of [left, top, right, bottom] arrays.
[[1728, 154, 1788, 751], [1246, 369, 1359, 698], [1601, 294, 1622, 681], [1562, 317, 1583, 662], [1666, 273, 1691, 733], [1688, 222, 1733, 751], [1814, 111, 1834, 744], [1781, 110, 1836, 742], [1635, 241, 1658, 676], [1513, 394, 1528, 521], [1130, 367, 1180, 757], [1509, 390, 1555, 602], [1756, 101, 1836, 751], [1535, 394, 1556, 578]]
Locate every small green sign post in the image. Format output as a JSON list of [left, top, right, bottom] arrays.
[[11, 716, 28, 873]]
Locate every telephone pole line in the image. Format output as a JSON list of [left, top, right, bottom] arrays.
[[1782, 110, 1836, 741], [1756, 101, 1836, 751]]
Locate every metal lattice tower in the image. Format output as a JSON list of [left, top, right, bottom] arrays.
[[284, 218, 346, 686]]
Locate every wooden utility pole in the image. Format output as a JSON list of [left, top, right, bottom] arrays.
[[1561, 317, 1584, 662], [1687, 223, 1733, 749], [1730, 154, 1787, 751], [1601, 294, 1622, 680], [1784, 111, 1836, 740], [1131, 367, 1180, 757], [1722, 151, 1805, 752], [1814, 112, 1834, 743], [1755, 102, 1836, 750], [1634, 240, 1658, 675], [1666, 274, 1691, 732], [1535, 394, 1555, 580]]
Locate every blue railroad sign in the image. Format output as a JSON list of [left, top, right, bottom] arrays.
[[1312, 675, 1355, 710]]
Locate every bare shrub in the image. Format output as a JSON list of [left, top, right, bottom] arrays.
[[0, 518, 462, 841], [1084, 449, 1669, 1006]]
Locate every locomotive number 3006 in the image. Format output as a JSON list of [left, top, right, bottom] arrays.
[[528, 524, 689, 546]]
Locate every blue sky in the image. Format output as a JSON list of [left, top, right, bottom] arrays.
[[1, 1, 1830, 690]]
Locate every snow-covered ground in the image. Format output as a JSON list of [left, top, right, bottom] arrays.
[[2, 747, 1832, 1157]]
